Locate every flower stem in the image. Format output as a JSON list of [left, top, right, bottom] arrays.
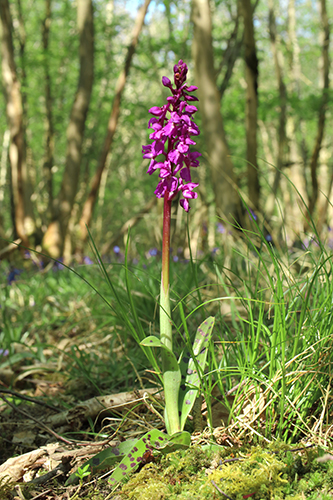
[[160, 195, 172, 350], [160, 194, 180, 434]]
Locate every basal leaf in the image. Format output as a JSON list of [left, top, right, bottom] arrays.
[[108, 429, 189, 486], [66, 439, 137, 485], [178, 316, 215, 430], [141, 335, 181, 434]]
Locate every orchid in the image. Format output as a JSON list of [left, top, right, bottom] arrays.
[[140, 60, 214, 437], [142, 60, 201, 213], [67, 61, 215, 488]]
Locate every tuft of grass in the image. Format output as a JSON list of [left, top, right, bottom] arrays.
[[205, 211, 333, 443]]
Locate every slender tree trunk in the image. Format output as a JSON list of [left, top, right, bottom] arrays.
[[66, 1, 114, 258], [15, 0, 36, 237], [191, 0, 240, 221], [42, 0, 54, 222], [308, 0, 330, 217], [217, 4, 243, 99], [0, 129, 10, 246], [284, 0, 307, 238], [265, 1, 288, 219], [0, 0, 29, 246], [78, 0, 151, 244], [42, 0, 94, 258], [241, 0, 259, 211]]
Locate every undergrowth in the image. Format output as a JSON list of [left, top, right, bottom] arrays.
[[1, 225, 333, 444]]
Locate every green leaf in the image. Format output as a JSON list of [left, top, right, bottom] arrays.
[[66, 439, 137, 485], [108, 429, 190, 486], [178, 317, 215, 430], [167, 430, 191, 448], [141, 335, 164, 348], [141, 335, 181, 435]]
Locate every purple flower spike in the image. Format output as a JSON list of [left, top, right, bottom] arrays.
[[142, 60, 201, 212]]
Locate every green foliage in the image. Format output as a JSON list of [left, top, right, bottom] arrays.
[[75, 463, 92, 483], [209, 449, 288, 498], [141, 317, 215, 433], [1, 0, 333, 249], [0, 261, 151, 396], [66, 429, 191, 487], [209, 211, 333, 441]]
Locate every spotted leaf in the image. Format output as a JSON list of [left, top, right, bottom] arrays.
[[178, 316, 215, 430], [108, 429, 190, 485], [66, 438, 137, 485]]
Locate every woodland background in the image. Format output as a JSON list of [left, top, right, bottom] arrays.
[[0, 0, 332, 262]]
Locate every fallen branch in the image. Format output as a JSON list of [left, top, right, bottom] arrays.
[[44, 387, 162, 428]]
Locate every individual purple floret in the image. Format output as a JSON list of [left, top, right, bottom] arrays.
[[142, 60, 201, 212]]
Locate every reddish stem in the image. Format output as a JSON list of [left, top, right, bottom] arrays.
[[161, 194, 172, 296]]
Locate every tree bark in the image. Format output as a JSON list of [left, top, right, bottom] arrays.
[[216, 4, 243, 100], [285, 0, 308, 237], [191, 0, 240, 221], [0, 129, 10, 246], [41, 0, 54, 223], [43, 0, 94, 258], [78, 0, 151, 244], [241, 0, 260, 211], [15, 0, 35, 235], [265, 1, 288, 219], [308, 0, 330, 217], [0, 0, 30, 246]]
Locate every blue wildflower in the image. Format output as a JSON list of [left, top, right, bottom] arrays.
[[7, 268, 22, 285]]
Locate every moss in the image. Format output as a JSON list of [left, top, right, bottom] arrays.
[[121, 464, 169, 499], [162, 445, 213, 476], [115, 443, 333, 500], [119, 448, 216, 500], [208, 447, 288, 499]]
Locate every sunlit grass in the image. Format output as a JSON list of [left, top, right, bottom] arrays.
[[0, 223, 332, 444]]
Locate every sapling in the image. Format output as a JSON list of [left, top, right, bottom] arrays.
[[66, 60, 215, 487]]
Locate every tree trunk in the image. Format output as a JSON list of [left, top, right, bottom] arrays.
[[191, 0, 240, 221], [41, 0, 54, 223], [43, 0, 94, 258], [0, 129, 10, 246], [217, 4, 243, 99], [78, 0, 151, 244], [265, 1, 288, 219], [0, 0, 31, 246], [15, 0, 35, 236], [283, 0, 307, 239], [241, 0, 259, 211], [308, 0, 330, 218]]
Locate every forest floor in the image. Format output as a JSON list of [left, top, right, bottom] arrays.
[[0, 359, 332, 500], [0, 398, 333, 500], [0, 245, 333, 499]]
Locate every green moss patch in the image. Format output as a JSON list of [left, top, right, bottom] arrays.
[[115, 444, 333, 500]]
